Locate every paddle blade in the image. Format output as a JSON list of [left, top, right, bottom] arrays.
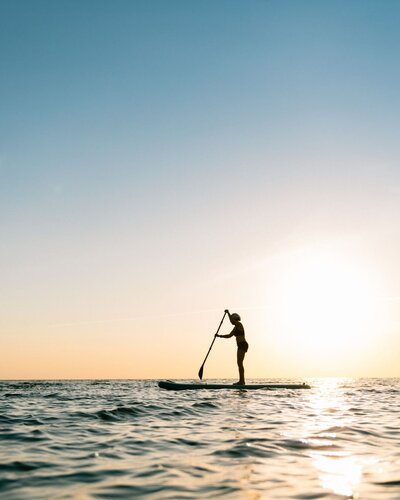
[[198, 365, 204, 380]]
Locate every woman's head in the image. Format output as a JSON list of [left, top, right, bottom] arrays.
[[230, 312, 241, 323]]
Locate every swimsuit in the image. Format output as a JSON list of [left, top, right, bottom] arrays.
[[233, 324, 249, 352], [237, 340, 249, 353]]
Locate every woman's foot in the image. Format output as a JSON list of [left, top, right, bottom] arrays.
[[233, 381, 245, 386]]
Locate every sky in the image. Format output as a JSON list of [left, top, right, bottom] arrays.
[[1, 0, 399, 379]]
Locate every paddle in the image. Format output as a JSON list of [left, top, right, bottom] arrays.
[[198, 311, 227, 380]]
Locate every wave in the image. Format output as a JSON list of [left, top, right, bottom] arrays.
[[374, 480, 400, 487], [0, 460, 54, 473], [213, 441, 276, 458], [95, 405, 144, 422]]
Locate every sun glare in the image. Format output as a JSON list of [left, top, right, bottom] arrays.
[[273, 249, 381, 372]]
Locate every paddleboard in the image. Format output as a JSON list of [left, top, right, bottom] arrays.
[[158, 380, 311, 391]]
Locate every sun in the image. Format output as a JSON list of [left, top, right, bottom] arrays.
[[273, 248, 381, 373]]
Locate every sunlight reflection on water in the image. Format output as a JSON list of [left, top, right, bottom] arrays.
[[304, 378, 362, 498], [313, 453, 362, 497]]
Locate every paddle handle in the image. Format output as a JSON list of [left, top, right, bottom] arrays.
[[198, 311, 227, 380]]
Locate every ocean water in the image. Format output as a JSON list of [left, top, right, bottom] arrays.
[[0, 379, 399, 499]]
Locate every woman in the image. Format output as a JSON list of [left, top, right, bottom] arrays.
[[216, 309, 249, 385]]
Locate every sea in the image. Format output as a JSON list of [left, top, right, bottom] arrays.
[[0, 378, 399, 499]]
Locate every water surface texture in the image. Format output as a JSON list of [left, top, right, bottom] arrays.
[[0, 379, 399, 499]]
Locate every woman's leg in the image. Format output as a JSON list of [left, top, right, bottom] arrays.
[[237, 349, 246, 384]]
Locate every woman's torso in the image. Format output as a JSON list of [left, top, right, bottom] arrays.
[[233, 323, 246, 346]]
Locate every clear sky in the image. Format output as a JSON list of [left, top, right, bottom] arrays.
[[1, 0, 399, 379]]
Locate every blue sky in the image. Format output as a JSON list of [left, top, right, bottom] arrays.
[[1, 0, 400, 378]]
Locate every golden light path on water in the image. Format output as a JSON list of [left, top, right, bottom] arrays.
[[300, 378, 377, 499], [205, 378, 374, 498], [223, 378, 392, 498]]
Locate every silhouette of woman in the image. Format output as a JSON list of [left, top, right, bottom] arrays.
[[216, 309, 248, 385]]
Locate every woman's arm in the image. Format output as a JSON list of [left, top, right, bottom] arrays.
[[216, 310, 235, 338], [217, 332, 234, 338], [217, 326, 236, 339]]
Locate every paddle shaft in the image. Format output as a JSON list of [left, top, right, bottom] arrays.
[[198, 311, 227, 380]]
